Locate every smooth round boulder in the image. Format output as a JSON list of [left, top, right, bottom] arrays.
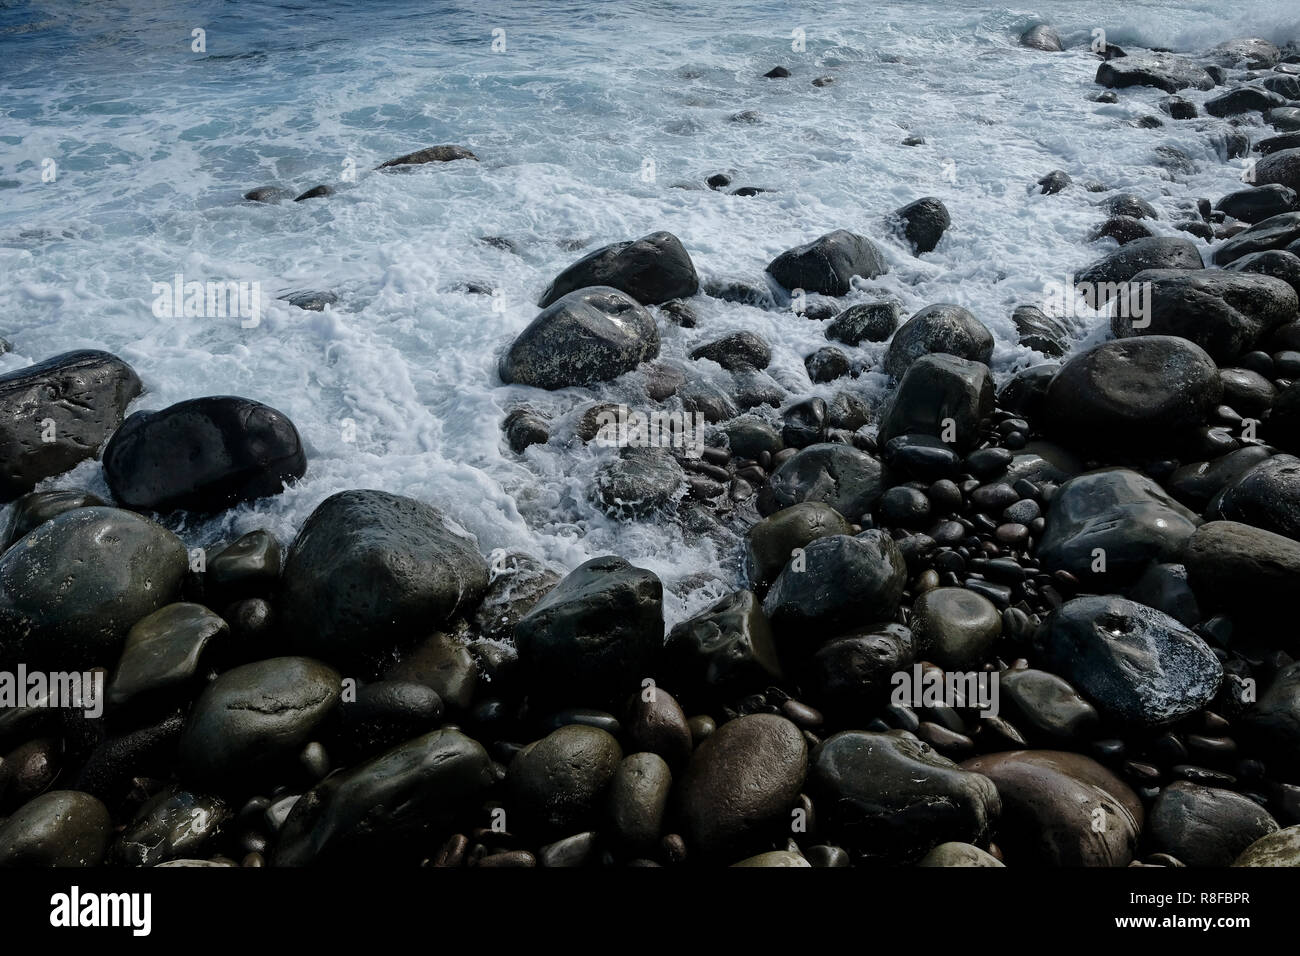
[[2, 489, 105, 550], [805, 623, 913, 721], [0, 507, 188, 670], [877, 353, 994, 453], [103, 396, 307, 513], [665, 589, 783, 698], [106, 602, 229, 710], [883, 304, 993, 379], [827, 300, 901, 345], [745, 501, 851, 587], [0, 790, 112, 867], [1044, 336, 1221, 454], [1213, 211, 1300, 265], [892, 197, 950, 254], [500, 286, 660, 389], [1073, 236, 1203, 292], [509, 725, 623, 839], [677, 714, 808, 857], [178, 656, 342, 790], [1210, 454, 1300, 540], [1149, 781, 1278, 867], [608, 752, 672, 850], [278, 490, 489, 667], [909, 588, 1001, 670], [537, 231, 698, 308], [765, 230, 888, 296], [1181, 520, 1300, 618], [0, 350, 142, 501]]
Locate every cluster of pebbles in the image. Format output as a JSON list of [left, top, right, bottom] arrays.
[[5, 30, 1300, 870]]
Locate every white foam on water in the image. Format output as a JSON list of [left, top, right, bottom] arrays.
[[0, 0, 1297, 624]]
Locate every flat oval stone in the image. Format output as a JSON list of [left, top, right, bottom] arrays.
[[608, 752, 672, 850], [0, 790, 112, 866], [909, 587, 1001, 669], [678, 714, 807, 857], [107, 602, 228, 710]]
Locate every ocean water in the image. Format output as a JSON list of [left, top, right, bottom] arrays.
[[1, 0, 1297, 624]]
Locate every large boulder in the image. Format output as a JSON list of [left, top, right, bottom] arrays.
[[810, 731, 1000, 863], [0, 350, 141, 500], [1074, 236, 1203, 295], [1254, 149, 1300, 195], [1213, 212, 1300, 265], [1094, 54, 1215, 93], [0, 507, 187, 670], [1038, 468, 1200, 587], [1034, 595, 1222, 728], [1215, 184, 1299, 224], [766, 230, 888, 295], [883, 304, 993, 379], [274, 728, 494, 864], [537, 232, 699, 308], [960, 750, 1143, 866], [178, 656, 342, 790], [514, 556, 663, 707], [509, 725, 623, 839], [745, 501, 852, 587], [103, 396, 306, 513], [1020, 25, 1062, 52], [1211, 37, 1281, 70], [677, 714, 808, 857], [0, 790, 113, 867], [877, 354, 993, 454], [278, 490, 489, 666], [1043, 336, 1221, 455], [756, 442, 884, 520], [1181, 520, 1300, 618], [1112, 269, 1297, 364], [1149, 781, 1279, 867], [1204, 86, 1288, 117], [664, 589, 783, 697], [891, 197, 950, 254], [761, 531, 907, 640], [1210, 454, 1300, 541], [500, 287, 660, 389]]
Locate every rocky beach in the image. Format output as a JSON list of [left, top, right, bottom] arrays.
[[3, 3, 1300, 875]]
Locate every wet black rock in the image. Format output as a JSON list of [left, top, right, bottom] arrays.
[[243, 186, 292, 203], [757, 442, 884, 520], [1254, 150, 1300, 196], [279, 490, 489, 666], [1095, 54, 1215, 93], [1114, 269, 1297, 364], [1216, 184, 1299, 224], [665, 587, 774, 697], [1000, 669, 1100, 741], [1182, 520, 1300, 619], [514, 556, 663, 707], [103, 396, 307, 513], [766, 230, 888, 295], [1012, 305, 1070, 357], [883, 304, 994, 380], [275, 728, 494, 864], [594, 448, 685, 518], [0, 790, 112, 866], [0, 350, 142, 500], [805, 346, 850, 383], [500, 287, 660, 389], [961, 750, 1142, 865], [107, 603, 228, 711], [1149, 781, 1279, 867], [1211, 37, 1281, 70], [0, 507, 187, 670], [2, 489, 104, 550], [1037, 170, 1071, 195], [1043, 336, 1221, 455], [470, 552, 560, 643], [377, 145, 478, 168], [892, 197, 950, 254], [909, 587, 1001, 670], [1210, 454, 1300, 541], [762, 531, 907, 640], [677, 714, 807, 856], [1100, 194, 1159, 220], [805, 624, 913, 720], [1074, 236, 1203, 294], [690, 331, 771, 371], [810, 731, 999, 863], [538, 231, 699, 308], [1205, 87, 1288, 117], [178, 656, 341, 790], [329, 680, 445, 763], [114, 788, 230, 867], [1034, 595, 1221, 728], [1020, 25, 1062, 52], [827, 300, 901, 345], [1241, 662, 1300, 781], [1213, 212, 1300, 265], [878, 354, 994, 454], [745, 501, 851, 587]]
